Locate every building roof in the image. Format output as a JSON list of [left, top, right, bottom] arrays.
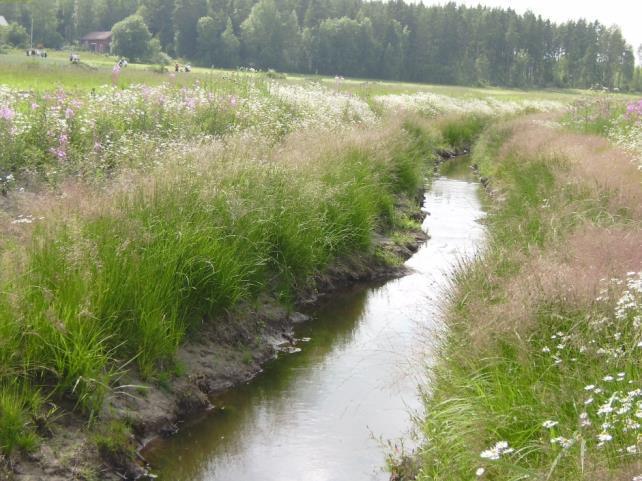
[[81, 31, 113, 41], [0, 16, 9, 27]]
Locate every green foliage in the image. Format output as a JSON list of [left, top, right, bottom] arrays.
[[0, 386, 40, 456], [111, 15, 153, 61], [389, 120, 436, 195], [310, 17, 377, 78], [470, 122, 513, 179], [241, 0, 300, 71], [439, 116, 488, 151], [0, 115, 436, 451], [93, 420, 136, 467], [195, 14, 241, 68], [0, 1, 638, 89], [220, 18, 240, 67], [2, 23, 29, 48], [141, 0, 175, 52], [196, 15, 224, 66], [173, 0, 208, 58], [29, 0, 64, 48]]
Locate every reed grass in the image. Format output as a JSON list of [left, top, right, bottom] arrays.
[[417, 117, 642, 481]]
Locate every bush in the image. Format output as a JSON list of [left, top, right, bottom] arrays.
[[111, 15, 153, 62], [3, 23, 29, 48]]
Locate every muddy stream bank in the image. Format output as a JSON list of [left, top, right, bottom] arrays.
[[142, 159, 486, 481]]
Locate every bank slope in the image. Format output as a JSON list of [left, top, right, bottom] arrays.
[[417, 114, 642, 481]]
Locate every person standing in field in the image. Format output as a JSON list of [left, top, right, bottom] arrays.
[[112, 62, 121, 85]]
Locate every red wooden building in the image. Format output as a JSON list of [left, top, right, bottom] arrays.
[[80, 31, 113, 53]]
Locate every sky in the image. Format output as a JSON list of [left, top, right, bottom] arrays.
[[421, 0, 642, 61]]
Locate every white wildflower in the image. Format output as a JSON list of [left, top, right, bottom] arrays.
[[579, 412, 591, 427], [480, 441, 514, 460], [550, 436, 574, 449]]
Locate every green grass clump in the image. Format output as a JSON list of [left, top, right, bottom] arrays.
[[0, 119, 437, 455], [469, 122, 513, 179], [439, 115, 488, 151], [0, 385, 40, 455], [93, 420, 136, 470]]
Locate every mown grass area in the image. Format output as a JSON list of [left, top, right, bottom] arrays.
[[0, 48, 280, 91], [0, 49, 184, 90], [330, 80, 589, 103], [415, 116, 642, 480], [0, 48, 600, 101]]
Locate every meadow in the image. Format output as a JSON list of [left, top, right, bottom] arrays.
[[0, 50, 560, 459], [1, 53, 423, 456], [413, 99, 642, 480], [3, 48, 641, 480]]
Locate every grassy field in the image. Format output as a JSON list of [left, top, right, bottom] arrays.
[[0, 48, 601, 100], [0, 51, 449, 462], [2, 49, 640, 478]]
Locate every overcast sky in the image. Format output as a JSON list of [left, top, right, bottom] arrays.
[[420, 1, 642, 61]]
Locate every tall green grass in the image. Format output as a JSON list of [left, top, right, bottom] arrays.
[[417, 122, 642, 480], [0, 119, 437, 455], [439, 115, 488, 151]]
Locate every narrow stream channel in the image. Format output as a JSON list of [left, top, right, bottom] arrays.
[[144, 160, 486, 481]]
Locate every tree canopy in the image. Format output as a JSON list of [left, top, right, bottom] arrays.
[[0, 0, 639, 90], [111, 14, 153, 60]]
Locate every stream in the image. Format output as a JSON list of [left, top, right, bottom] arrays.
[[144, 159, 486, 481]]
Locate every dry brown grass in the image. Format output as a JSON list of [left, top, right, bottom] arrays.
[[501, 115, 642, 219], [464, 115, 642, 347], [471, 225, 642, 341], [587, 460, 642, 481]]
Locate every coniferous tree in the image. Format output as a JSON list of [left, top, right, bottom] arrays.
[[0, 0, 637, 90], [220, 17, 240, 66], [173, 0, 207, 57]]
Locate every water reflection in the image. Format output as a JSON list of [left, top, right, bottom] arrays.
[[145, 174, 485, 481]]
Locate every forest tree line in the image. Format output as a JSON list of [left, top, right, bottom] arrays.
[[1, 0, 641, 90]]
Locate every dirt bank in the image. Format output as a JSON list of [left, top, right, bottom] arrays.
[[1, 195, 429, 481]]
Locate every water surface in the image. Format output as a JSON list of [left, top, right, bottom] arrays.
[[145, 169, 485, 481]]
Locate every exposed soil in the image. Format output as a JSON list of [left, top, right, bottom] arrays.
[[1, 196, 429, 481]]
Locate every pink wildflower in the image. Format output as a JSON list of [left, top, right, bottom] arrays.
[[0, 106, 16, 121]]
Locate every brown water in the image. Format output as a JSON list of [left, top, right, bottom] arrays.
[[144, 164, 485, 481]]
